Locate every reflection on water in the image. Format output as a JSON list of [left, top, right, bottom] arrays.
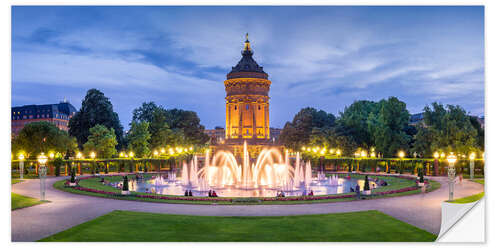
[[114, 174, 378, 197]]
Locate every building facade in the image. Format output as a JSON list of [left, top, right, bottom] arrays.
[[11, 101, 77, 136], [204, 127, 226, 144], [224, 34, 271, 144]]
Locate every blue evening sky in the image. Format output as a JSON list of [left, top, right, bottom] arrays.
[[11, 6, 484, 130]]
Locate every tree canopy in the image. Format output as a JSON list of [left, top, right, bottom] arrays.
[[127, 121, 151, 157], [69, 89, 124, 149], [131, 102, 208, 147], [412, 102, 479, 157], [83, 124, 118, 158], [12, 121, 77, 158], [279, 107, 336, 150]]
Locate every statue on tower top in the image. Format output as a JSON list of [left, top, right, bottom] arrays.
[[244, 33, 251, 52]]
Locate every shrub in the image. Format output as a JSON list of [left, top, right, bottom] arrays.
[[364, 175, 370, 190], [123, 175, 129, 191], [70, 168, 76, 183]]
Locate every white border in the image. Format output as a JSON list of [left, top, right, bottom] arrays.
[[3, 0, 497, 249]]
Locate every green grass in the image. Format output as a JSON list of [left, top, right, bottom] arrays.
[[54, 173, 425, 205], [11, 193, 47, 210], [39, 210, 436, 242], [11, 179, 23, 184], [449, 192, 484, 204], [471, 179, 484, 185], [426, 179, 441, 193]]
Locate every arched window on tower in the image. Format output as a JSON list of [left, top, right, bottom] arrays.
[[246, 104, 249, 110]]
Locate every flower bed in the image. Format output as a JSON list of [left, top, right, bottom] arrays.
[[62, 174, 421, 203]]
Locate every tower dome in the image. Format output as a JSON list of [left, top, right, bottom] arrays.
[[227, 33, 268, 80]]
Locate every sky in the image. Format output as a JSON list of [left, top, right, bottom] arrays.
[[11, 6, 484, 130]]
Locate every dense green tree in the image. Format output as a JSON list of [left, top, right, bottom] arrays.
[[12, 121, 77, 158], [413, 102, 478, 157], [164, 108, 209, 145], [469, 116, 484, 151], [308, 126, 357, 156], [338, 100, 379, 148], [83, 124, 118, 158], [131, 102, 208, 146], [127, 121, 151, 157], [369, 97, 411, 157], [69, 89, 124, 149], [279, 107, 336, 150]]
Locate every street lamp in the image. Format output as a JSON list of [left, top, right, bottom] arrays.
[[361, 150, 367, 158], [447, 153, 457, 201], [18, 153, 25, 180], [398, 151, 405, 174], [433, 152, 439, 176], [154, 150, 159, 157], [469, 152, 476, 180], [336, 149, 341, 156], [37, 153, 48, 201], [90, 152, 96, 175]]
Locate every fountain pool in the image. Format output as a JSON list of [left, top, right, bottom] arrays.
[[110, 141, 378, 197]]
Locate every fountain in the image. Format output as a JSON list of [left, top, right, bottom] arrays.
[[118, 141, 378, 197]]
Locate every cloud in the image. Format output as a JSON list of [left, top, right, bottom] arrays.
[[11, 6, 485, 128]]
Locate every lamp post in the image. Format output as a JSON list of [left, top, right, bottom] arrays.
[[398, 151, 405, 175], [18, 153, 25, 179], [37, 153, 48, 201], [447, 153, 457, 201], [90, 151, 96, 175], [469, 152, 476, 180]]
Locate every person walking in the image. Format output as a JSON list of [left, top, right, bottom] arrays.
[[355, 184, 361, 199]]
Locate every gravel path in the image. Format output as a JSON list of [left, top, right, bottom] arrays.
[[11, 174, 484, 241]]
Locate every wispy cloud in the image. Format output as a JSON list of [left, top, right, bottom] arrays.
[[11, 6, 484, 128]]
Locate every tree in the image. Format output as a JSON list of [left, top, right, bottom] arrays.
[[413, 102, 478, 157], [131, 102, 208, 146], [338, 100, 379, 148], [370, 97, 411, 157], [12, 121, 77, 158], [165, 108, 209, 145], [83, 124, 118, 158], [127, 121, 151, 158], [469, 116, 484, 151], [279, 107, 336, 150], [69, 89, 124, 149]]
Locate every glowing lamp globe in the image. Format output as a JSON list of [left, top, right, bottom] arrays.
[[398, 151, 405, 158], [469, 152, 476, 160], [447, 153, 457, 165], [37, 153, 48, 165]]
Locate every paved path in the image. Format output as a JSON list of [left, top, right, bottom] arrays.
[[11, 174, 484, 241]]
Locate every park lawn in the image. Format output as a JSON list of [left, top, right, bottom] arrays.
[[40, 210, 436, 242], [449, 192, 484, 204], [12, 193, 46, 210], [12, 179, 23, 184], [471, 179, 484, 185]]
